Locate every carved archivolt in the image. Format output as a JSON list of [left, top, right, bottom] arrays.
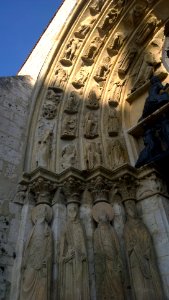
[[27, 0, 167, 173]]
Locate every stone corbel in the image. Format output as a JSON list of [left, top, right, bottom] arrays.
[[136, 167, 168, 201]]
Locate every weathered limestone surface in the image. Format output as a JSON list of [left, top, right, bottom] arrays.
[[0, 76, 34, 299]]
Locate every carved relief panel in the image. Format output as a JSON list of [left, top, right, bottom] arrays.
[[84, 111, 99, 139], [64, 91, 79, 114], [85, 142, 103, 169], [42, 87, 63, 120], [61, 114, 77, 140], [60, 38, 81, 67], [61, 144, 77, 170], [107, 139, 126, 169]]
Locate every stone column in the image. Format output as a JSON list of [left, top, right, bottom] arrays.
[[137, 167, 169, 298], [51, 187, 66, 300]]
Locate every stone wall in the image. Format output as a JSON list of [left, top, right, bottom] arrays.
[[0, 76, 34, 299]]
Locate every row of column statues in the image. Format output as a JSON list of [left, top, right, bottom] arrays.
[[19, 197, 164, 300]]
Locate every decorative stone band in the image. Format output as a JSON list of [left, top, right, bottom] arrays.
[[18, 165, 169, 206]]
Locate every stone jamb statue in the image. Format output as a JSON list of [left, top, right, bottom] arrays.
[[123, 200, 164, 300], [58, 200, 90, 300], [20, 204, 53, 300], [92, 202, 125, 300]]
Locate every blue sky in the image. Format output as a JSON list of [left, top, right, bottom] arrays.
[[0, 0, 63, 76]]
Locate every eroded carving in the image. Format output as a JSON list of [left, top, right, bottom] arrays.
[[64, 91, 79, 114], [97, 7, 119, 36], [107, 32, 124, 56], [85, 142, 102, 169], [108, 107, 119, 137], [58, 202, 90, 300], [61, 114, 77, 140], [51, 65, 68, 89], [93, 203, 124, 300], [94, 56, 111, 82], [84, 111, 98, 139], [20, 204, 53, 300], [87, 87, 101, 109], [74, 16, 95, 39], [107, 140, 126, 169], [130, 38, 165, 94], [13, 184, 27, 205], [81, 36, 103, 65], [89, 0, 104, 15], [36, 130, 53, 169], [118, 47, 137, 76], [42, 87, 62, 119], [125, 3, 147, 28], [60, 38, 81, 66], [124, 200, 164, 300], [136, 14, 159, 45], [108, 80, 124, 107], [72, 66, 89, 89], [61, 144, 77, 170]]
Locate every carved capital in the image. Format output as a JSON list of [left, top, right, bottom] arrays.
[[137, 170, 168, 200], [89, 176, 112, 204], [29, 177, 56, 205], [117, 175, 137, 202], [62, 176, 84, 204]]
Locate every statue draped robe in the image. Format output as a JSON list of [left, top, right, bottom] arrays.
[[94, 223, 124, 300], [20, 221, 52, 300], [124, 218, 163, 300], [58, 220, 90, 300]]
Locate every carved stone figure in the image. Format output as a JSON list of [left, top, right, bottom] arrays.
[[108, 108, 119, 137], [135, 128, 162, 168], [124, 200, 164, 300], [84, 111, 98, 139], [61, 144, 77, 169], [89, 0, 104, 15], [126, 4, 146, 27], [36, 130, 53, 168], [64, 91, 79, 114], [72, 67, 89, 89], [60, 38, 80, 66], [81, 36, 102, 65], [136, 14, 158, 45], [98, 8, 119, 36], [61, 114, 77, 139], [74, 16, 95, 39], [94, 57, 111, 82], [42, 102, 57, 119], [20, 204, 53, 300], [87, 87, 101, 109], [85, 142, 102, 169], [130, 39, 163, 94], [109, 80, 124, 107], [93, 203, 124, 300], [52, 66, 68, 89], [140, 76, 169, 120], [107, 140, 126, 169], [107, 32, 124, 56], [58, 202, 90, 300], [46, 87, 62, 104], [118, 48, 137, 75]]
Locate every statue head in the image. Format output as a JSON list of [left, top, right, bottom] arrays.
[[32, 204, 53, 224], [98, 210, 109, 224], [124, 200, 137, 219], [67, 202, 79, 222]]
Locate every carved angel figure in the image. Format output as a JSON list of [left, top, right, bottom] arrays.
[[124, 200, 164, 300], [20, 205, 53, 300], [58, 203, 90, 300], [74, 16, 95, 39]]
